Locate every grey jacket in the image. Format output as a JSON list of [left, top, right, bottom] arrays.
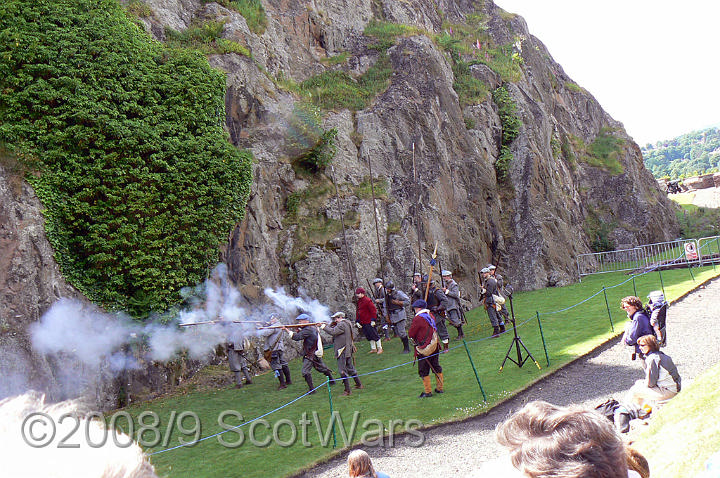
[[387, 289, 410, 323], [324, 319, 355, 359], [645, 351, 681, 392], [443, 279, 461, 312], [262, 326, 285, 352]]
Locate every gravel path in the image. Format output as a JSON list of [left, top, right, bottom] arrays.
[[298, 277, 720, 478]]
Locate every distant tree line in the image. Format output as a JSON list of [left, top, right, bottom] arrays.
[[642, 127, 720, 179]]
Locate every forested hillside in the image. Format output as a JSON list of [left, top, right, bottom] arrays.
[[642, 127, 720, 179]]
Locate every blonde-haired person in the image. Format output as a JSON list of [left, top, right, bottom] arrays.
[[483, 400, 643, 478], [628, 334, 681, 407], [347, 449, 390, 478]]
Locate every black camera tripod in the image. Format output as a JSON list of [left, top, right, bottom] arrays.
[[500, 294, 541, 371]]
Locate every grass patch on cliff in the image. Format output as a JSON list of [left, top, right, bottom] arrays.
[[292, 54, 392, 111], [0, 0, 253, 316], [569, 128, 625, 175], [284, 20, 420, 111], [203, 0, 267, 35], [108, 267, 720, 478], [165, 20, 250, 56], [364, 19, 423, 50], [435, 13, 524, 94]]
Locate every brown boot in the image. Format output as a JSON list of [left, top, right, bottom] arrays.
[[419, 376, 432, 398], [434, 372, 444, 393], [442, 342, 449, 353], [491, 326, 500, 338]]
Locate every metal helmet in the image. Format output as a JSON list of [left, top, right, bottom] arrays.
[[385, 280, 395, 290]]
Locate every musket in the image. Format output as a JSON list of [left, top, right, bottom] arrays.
[[179, 319, 263, 327], [438, 257, 445, 289], [258, 323, 321, 330], [424, 242, 438, 301]]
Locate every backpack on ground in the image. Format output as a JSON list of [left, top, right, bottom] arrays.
[[594, 398, 621, 422]]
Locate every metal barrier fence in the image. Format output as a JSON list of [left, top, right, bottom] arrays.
[[577, 235, 720, 277], [698, 236, 720, 265]]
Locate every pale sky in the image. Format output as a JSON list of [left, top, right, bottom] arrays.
[[493, 0, 720, 146]]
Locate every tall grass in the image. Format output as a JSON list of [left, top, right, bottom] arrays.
[[165, 21, 250, 56], [205, 0, 267, 35]]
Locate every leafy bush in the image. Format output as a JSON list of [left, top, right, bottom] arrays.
[[204, 0, 267, 35], [285, 103, 337, 173], [0, 0, 253, 316], [491, 86, 522, 180], [585, 213, 616, 252]]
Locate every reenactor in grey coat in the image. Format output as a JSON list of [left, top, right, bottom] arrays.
[[322, 311, 363, 396], [481, 267, 505, 338], [372, 278, 392, 340], [226, 329, 253, 388], [426, 279, 451, 353], [410, 272, 423, 302], [286, 314, 334, 394], [441, 270, 465, 340], [489, 265, 510, 323], [260, 315, 292, 390], [385, 281, 411, 353]]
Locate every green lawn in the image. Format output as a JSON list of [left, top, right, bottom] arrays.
[[113, 266, 720, 478], [631, 361, 720, 478]]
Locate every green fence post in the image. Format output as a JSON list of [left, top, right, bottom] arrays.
[[632, 275, 637, 296], [688, 265, 696, 282], [602, 286, 615, 332], [462, 339, 487, 401], [326, 378, 337, 449], [658, 269, 666, 299], [536, 311, 550, 366]]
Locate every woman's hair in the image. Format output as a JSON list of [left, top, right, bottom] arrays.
[[637, 334, 660, 353], [496, 401, 627, 478], [621, 296, 643, 310], [347, 449, 377, 478], [625, 446, 650, 478]]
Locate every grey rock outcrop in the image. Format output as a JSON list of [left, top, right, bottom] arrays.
[[0, 162, 79, 401]]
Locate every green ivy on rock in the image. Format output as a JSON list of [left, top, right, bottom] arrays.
[[0, 0, 253, 317]]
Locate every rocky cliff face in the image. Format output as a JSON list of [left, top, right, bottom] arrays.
[[0, 161, 80, 400], [135, 0, 677, 306]]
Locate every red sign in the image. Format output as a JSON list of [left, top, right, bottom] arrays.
[[684, 242, 698, 261]]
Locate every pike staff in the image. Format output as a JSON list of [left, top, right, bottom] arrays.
[[412, 139, 423, 266], [365, 155, 385, 284], [329, 164, 357, 288], [424, 242, 438, 301]]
